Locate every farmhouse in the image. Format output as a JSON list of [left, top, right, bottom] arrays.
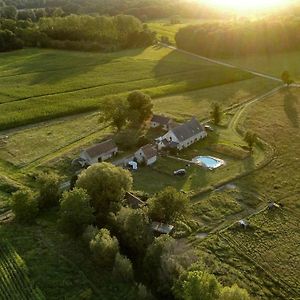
[[158, 118, 207, 151], [150, 114, 174, 131], [80, 139, 118, 165], [135, 144, 158, 166]]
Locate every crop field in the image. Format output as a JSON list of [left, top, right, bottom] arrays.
[[0, 241, 44, 300], [222, 51, 300, 82], [0, 46, 251, 130], [222, 195, 300, 298]]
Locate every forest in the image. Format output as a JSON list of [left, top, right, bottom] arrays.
[[175, 18, 300, 57], [0, 14, 156, 51]]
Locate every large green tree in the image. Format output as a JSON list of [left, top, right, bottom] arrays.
[[58, 188, 95, 237], [99, 98, 128, 131], [10, 189, 39, 223], [76, 163, 132, 223], [144, 235, 183, 297], [173, 270, 221, 300], [127, 91, 153, 127], [148, 187, 190, 223], [116, 207, 153, 257], [89, 228, 119, 268]]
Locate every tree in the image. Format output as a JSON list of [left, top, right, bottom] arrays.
[[112, 253, 134, 283], [148, 187, 190, 223], [99, 98, 128, 131], [0, 5, 17, 19], [127, 91, 153, 127], [82, 225, 98, 246], [58, 188, 95, 237], [37, 172, 61, 209], [143, 235, 181, 297], [244, 131, 258, 151], [76, 163, 132, 223], [89, 228, 119, 268], [10, 189, 39, 223], [211, 103, 222, 125], [220, 284, 251, 300], [116, 207, 153, 257], [281, 71, 294, 86], [173, 270, 221, 300]]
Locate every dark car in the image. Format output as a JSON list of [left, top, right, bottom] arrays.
[[173, 169, 186, 176]]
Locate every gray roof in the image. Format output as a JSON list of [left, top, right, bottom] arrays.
[[171, 118, 205, 142], [151, 114, 172, 126], [152, 222, 174, 234], [141, 144, 157, 160], [85, 139, 117, 158]]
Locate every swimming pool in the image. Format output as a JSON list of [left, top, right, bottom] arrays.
[[192, 156, 224, 170]]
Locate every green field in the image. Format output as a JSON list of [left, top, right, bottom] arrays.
[[222, 51, 300, 82], [0, 241, 44, 299], [192, 87, 300, 299], [0, 46, 251, 130]]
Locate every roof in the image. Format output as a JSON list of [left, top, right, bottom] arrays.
[[152, 222, 174, 234], [151, 114, 172, 126], [171, 118, 205, 142], [141, 144, 157, 160], [84, 139, 117, 158], [125, 192, 145, 209]]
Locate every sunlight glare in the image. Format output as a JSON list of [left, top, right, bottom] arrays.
[[208, 0, 286, 12]]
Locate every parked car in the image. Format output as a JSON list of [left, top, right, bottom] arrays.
[[173, 169, 186, 176]]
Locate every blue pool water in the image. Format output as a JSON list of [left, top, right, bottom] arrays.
[[192, 156, 224, 169]]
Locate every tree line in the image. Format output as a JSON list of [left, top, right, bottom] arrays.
[[175, 18, 300, 58], [0, 14, 156, 52], [0, 0, 227, 22]]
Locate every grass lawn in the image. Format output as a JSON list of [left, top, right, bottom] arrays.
[[0, 113, 110, 167], [133, 125, 266, 195], [0, 46, 251, 130], [221, 51, 300, 82]]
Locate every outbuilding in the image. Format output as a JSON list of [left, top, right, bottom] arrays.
[[80, 139, 118, 165], [135, 144, 158, 166]]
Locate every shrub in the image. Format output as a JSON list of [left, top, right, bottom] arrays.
[[10, 189, 39, 223]]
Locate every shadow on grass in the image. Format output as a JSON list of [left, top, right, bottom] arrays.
[[11, 48, 145, 85], [283, 88, 299, 128]]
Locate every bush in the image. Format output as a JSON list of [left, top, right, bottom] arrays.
[[37, 172, 61, 209], [82, 225, 98, 246], [10, 189, 39, 223]]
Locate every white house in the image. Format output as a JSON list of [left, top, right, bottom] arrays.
[[150, 114, 174, 131], [135, 144, 157, 165], [158, 118, 207, 151], [80, 139, 118, 165]]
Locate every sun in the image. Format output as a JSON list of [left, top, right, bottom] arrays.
[[208, 0, 286, 12]]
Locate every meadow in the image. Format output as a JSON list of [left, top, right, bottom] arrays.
[[0, 46, 251, 130], [192, 87, 300, 299]]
